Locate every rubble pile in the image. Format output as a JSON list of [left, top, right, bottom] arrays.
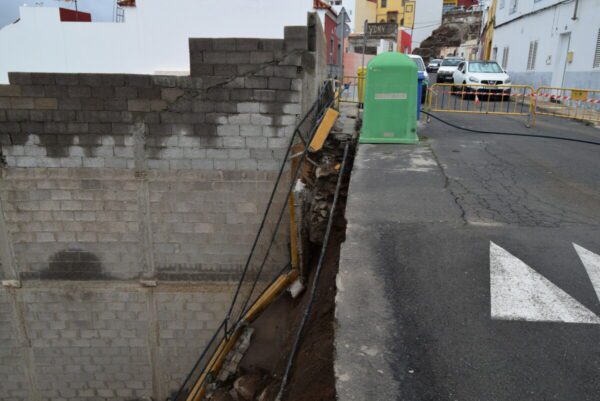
[[207, 367, 279, 401], [306, 120, 354, 244]]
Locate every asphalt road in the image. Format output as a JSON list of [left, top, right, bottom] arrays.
[[336, 112, 600, 400]]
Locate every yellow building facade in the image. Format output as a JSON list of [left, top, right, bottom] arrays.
[[354, 0, 415, 31]]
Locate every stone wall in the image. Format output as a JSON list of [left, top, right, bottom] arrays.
[[0, 19, 325, 401]]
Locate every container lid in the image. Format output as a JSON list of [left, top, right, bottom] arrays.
[[368, 52, 417, 72]]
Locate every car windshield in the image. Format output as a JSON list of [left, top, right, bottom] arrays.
[[468, 62, 504, 73], [441, 58, 462, 66], [410, 57, 426, 72], [431, 59, 442, 64]]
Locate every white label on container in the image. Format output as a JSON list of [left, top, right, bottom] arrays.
[[375, 92, 407, 100]]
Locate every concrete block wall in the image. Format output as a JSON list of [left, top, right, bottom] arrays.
[[0, 26, 313, 281], [0, 21, 322, 401], [0, 283, 235, 401]]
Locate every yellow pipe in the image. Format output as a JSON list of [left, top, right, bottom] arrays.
[[289, 194, 299, 271], [185, 269, 300, 401]]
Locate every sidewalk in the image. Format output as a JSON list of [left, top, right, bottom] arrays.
[[334, 112, 600, 401]]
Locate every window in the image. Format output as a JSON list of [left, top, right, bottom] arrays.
[[526, 40, 538, 70], [469, 62, 504, 73], [594, 28, 600, 68], [492, 47, 498, 61], [499, 0, 505, 9], [509, 0, 518, 14], [387, 11, 398, 23], [501, 47, 509, 69], [330, 38, 334, 64], [381, 0, 387, 7]]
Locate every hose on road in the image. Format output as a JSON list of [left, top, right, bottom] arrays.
[[422, 111, 600, 147]]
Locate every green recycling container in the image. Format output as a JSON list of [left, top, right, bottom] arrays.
[[360, 52, 419, 144]]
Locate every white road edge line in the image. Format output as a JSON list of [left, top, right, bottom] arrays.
[[490, 241, 600, 324], [573, 243, 600, 303]]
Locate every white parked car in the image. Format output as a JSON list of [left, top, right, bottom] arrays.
[[435, 57, 464, 83], [408, 54, 429, 104], [452, 60, 512, 95]]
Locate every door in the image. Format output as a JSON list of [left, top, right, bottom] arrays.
[[551, 33, 571, 88]]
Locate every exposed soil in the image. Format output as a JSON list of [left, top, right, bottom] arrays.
[[280, 205, 348, 401], [207, 117, 356, 401]]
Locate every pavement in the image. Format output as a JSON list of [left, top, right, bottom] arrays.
[[335, 110, 600, 400]]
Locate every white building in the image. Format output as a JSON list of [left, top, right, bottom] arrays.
[[0, 0, 316, 84], [492, 0, 600, 89], [412, 0, 444, 49]]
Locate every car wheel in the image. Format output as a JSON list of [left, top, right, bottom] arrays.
[[436, 77, 443, 83]]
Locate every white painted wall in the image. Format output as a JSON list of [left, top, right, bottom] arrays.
[[412, 0, 444, 49], [0, 0, 314, 83], [493, 0, 600, 89]]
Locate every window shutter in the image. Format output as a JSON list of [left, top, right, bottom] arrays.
[[527, 41, 538, 70], [502, 47, 509, 69], [594, 28, 600, 68]]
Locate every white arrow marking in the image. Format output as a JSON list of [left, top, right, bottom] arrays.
[[574, 243, 600, 303], [490, 242, 600, 324]]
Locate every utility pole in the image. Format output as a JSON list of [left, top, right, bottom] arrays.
[[339, 9, 345, 81], [362, 19, 368, 70]]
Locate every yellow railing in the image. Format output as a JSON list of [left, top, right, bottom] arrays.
[[535, 87, 600, 123], [427, 83, 536, 126]]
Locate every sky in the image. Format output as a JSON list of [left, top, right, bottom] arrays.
[[0, 0, 115, 28]]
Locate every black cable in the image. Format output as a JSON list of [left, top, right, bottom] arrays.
[[275, 142, 351, 401], [225, 96, 321, 324], [423, 111, 600, 147], [235, 96, 335, 325]]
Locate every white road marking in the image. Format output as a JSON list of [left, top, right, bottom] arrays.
[[574, 243, 600, 303], [490, 242, 600, 324]]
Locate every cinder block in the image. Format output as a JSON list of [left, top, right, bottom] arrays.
[[58, 98, 82, 111], [54, 74, 79, 86], [253, 90, 276, 102], [212, 38, 237, 51], [8, 72, 32, 85], [223, 137, 245, 148], [250, 52, 275, 64], [250, 114, 273, 125], [236, 39, 261, 51], [206, 88, 230, 102], [30, 73, 56, 85], [246, 137, 268, 148], [126, 75, 152, 88], [189, 38, 214, 52], [162, 88, 185, 103], [244, 77, 268, 89], [291, 79, 303, 91], [213, 65, 239, 77], [152, 76, 178, 88], [236, 159, 258, 170], [0, 85, 22, 97], [268, 77, 291, 90], [240, 125, 262, 137], [228, 114, 251, 125], [214, 159, 237, 170], [115, 87, 138, 99], [237, 102, 260, 113], [68, 86, 92, 98], [230, 89, 255, 101], [10, 98, 34, 109]]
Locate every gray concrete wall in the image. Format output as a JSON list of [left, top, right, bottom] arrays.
[[0, 20, 323, 401]]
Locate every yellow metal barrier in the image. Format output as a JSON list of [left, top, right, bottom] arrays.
[[427, 83, 536, 126], [535, 86, 600, 123]]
